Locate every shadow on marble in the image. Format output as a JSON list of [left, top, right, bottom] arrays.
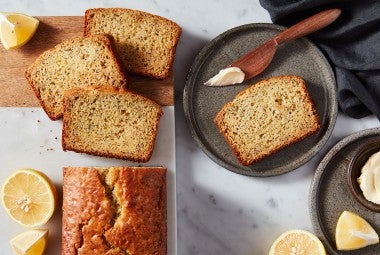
[[174, 27, 209, 155], [173, 28, 209, 101]]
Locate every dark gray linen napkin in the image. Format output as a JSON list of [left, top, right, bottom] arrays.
[[259, 0, 380, 120]]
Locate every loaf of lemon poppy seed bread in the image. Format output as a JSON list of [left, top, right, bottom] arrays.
[[62, 86, 163, 162], [214, 76, 320, 166], [62, 166, 167, 255], [84, 8, 182, 79], [25, 34, 127, 120]]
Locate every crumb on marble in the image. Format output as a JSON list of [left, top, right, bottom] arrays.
[[251, 224, 258, 229], [208, 194, 217, 205], [266, 198, 278, 208]]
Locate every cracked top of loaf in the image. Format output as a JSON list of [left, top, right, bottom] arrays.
[[62, 166, 167, 255]]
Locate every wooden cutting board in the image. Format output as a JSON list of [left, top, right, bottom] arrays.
[[0, 16, 174, 107]]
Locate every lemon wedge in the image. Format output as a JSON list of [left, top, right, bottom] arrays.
[[269, 229, 326, 255], [335, 210, 379, 250], [10, 229, 48, 255], [1, 168, 57, 227], [0, 12, 39, 50]]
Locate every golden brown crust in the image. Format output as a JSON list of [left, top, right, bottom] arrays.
[[25, 56, 57, 120], [62, 166, 167, 255], [62, 85, 163, 162], [99, 34, 130, 82], [214, 75, 320, 166], [25, 34, 128, 120], [84, 8, 182, 79]]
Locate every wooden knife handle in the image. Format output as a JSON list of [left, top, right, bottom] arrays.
[[274, 8, 341, 45]]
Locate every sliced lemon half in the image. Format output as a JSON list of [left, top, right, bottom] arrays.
[[335, 210, 379, 250], [10, 229, 48, 255], [0, 12, 39, 50], [1, 168, 57, 227], [269, 229, 326, 255]]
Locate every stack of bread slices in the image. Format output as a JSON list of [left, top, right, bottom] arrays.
[[25, 8, 182, 162]]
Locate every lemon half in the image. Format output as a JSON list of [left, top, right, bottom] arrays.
[[10, 229, 48, 255], [0, 12, 39, 50], [1, 168, 57, 227], [335, 210, 379, 250], [269, 229, 326, 255]]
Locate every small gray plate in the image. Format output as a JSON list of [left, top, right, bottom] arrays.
[[183, 23, 337, 176], [309, 128, 380, 254]]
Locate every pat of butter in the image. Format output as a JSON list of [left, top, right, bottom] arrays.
[[357, 150, 380, 205], [204, 67, 245, 86]]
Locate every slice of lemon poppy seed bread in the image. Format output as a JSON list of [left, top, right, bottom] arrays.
[[25, 34, 127, 120], [84, 8, 182, 79], [62, 86, 163, 162], [214, 76, 320, 166]]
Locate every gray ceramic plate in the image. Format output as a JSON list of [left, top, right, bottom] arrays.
[[310, 128, 380, 254], [183, 23, 337, 176]]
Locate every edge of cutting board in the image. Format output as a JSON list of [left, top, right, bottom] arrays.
[[0, 16, 174, 107]]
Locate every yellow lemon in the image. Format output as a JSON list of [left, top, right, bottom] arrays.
[[0, 12, 39, 50], [1, 168, 57, 227], [335, 210, 379, 250], [10, 229, 48, 255], [269, 229, 326, 255]]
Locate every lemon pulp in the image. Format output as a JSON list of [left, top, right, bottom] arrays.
[[10, 229, 48, 255], [0, 12, 39, 50], [335, 210, 379, 250], [269, 229, 326, 255], [1, 168, 57, 227]]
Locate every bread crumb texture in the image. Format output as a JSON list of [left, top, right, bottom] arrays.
[[84, 8, 182, 79], [62, 86, 163, 162], [214, 76, 320, 165], [25, 34, 127, 120], [62, 166, 167, 255]]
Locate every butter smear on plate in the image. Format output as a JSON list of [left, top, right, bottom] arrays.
[[204, 67, 245, 86]]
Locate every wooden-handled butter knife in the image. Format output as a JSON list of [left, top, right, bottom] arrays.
[[205, 8, 341, 86]]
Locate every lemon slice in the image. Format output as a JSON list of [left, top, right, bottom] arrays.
[[269, 229, 326, 255], [10, 229, 48, 255], [0, 12, 39, 50], [1, 168, 57, 227], [335, 210, 379, 250]]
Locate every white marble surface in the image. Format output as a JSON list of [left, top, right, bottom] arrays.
[[1, 0, 380, 254], [0, 107, 176, 255]]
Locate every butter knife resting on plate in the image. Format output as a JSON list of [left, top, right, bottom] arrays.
[[204, 8, 341, 87]]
